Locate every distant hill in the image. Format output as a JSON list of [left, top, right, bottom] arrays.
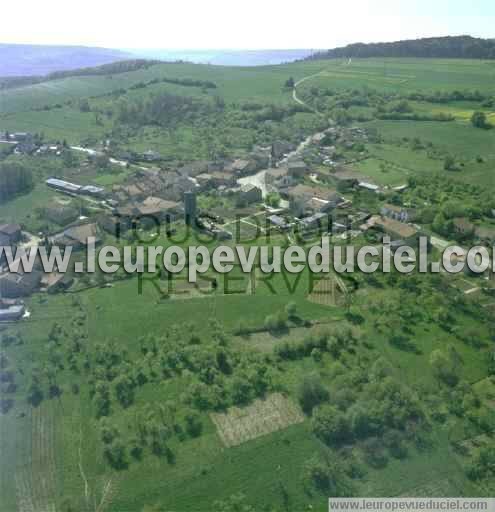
[[127, 49, 316, 66], [305, 36, 495, 60], [0, 44, 133, 77]]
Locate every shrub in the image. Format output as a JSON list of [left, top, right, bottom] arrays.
[[297, 374, 329, 415], [311, 404, 350, 445]]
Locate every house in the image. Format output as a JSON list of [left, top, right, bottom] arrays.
[[380, 204, 417, 223], [303, 197, 335, 215], [178, 161, 210, 178], [15, 141, 38, 155], [250, 146, 271, 169], [50, 223, 101, 249], [40, 272, 74, 293], [299, 213, 330, 232], [330, 168, 364, 189], [112, 183, 147, 203], [287, 160, 308, 178], [44, 206, 79, 226], [238, 184, 262, 204], [197, 172, 236, 188], [370, 215, 419, 242], [98, 214, 130, 236], [0, 224, 22, 245], [284, 185, 343, 211], [0, 271, 42, 298], [271, 140, 295, 159], [137, 196, 181, 220], [226, 159, 257, 176]]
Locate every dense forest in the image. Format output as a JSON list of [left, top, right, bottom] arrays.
[[306, 36, 495, 60]]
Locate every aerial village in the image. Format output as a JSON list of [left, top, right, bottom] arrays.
[[1, 124, 493, 323]]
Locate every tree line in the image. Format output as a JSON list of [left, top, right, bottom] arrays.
[[307, 36, 495, 60], [0, 162, 34, 202]]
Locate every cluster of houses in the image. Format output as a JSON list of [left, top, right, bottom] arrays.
[[3, 122, 495, 317], [0, 131, 64, 156], [0, 221, 75, 308]]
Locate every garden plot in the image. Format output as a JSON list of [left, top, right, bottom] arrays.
[[15, 401, 58, 512], [211, 393, 304, 447], [307, 275, 345, 307]]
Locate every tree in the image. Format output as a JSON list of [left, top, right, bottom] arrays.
[[443, 155, 457, 171], [302, 454, 354, 496], [285, 77, 295, 88], [265, 192, 281, 207], [297, 374, 329, 415], [114, 374, 135, 408], [93, 381, 111, 418], [27, 375, 44, 407], [311, 404, 350, 445], [184, 410, 203, 437], [0, 162, 34, 201], [471, 111, 489, 129], [103, 439, 127, 470], [100, 418, 119, 444]]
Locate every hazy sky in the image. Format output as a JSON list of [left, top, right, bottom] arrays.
[[2, 0, 493, 49]]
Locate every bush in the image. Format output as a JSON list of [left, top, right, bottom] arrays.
[[184, 410, 203, 437], [311, 404, 350, 445], [302, 454, 355, 496], [103, 440, 128, 470], [264, 311, 288, 333], [362, 437, 388, 468], [297, 374, 329, 415]]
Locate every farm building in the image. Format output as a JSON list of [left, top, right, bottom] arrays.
[[46, 177, 82, 194], [80, 185, 105, 197], [46, 178, 105, 197], [358, 181, 380, 192]]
